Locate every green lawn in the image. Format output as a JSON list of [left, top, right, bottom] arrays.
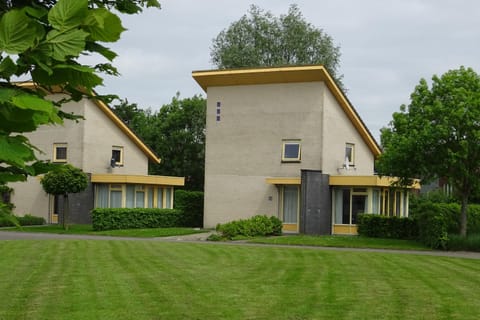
[[0, 240, 479, 319], [249, 235, 430, 250], [4, 224, 206, 237]]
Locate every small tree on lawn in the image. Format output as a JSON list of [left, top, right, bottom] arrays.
[[41, 164, 88, 230]]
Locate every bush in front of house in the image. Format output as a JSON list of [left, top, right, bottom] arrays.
[[91, 208, 182, 231], [17, 214, 46, 226], [216, 215, 282, 239], [174, 190, 204, 228], [410, 200, 480, 249], [357, 214, 418, 240], [0, 212, 45, 227]]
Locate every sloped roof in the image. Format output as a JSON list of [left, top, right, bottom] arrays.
[[14, 82, 161, 164], [192, 65, 381, 157]]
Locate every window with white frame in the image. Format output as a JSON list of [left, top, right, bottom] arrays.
[[112, 146, 124, 166], [345, 143, 355, 166], [282, 185, 299, 224], [282, 140, 301, 162], [53, 143, 68, 162]]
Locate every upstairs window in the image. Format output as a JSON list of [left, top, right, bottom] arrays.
[[282, 140, 301, 162], [345, 143, 355, 166], [112, 146, 124, 166], [53, 143, 67, 162]]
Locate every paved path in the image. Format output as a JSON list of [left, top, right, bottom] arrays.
[[1, 230, 479, 260]]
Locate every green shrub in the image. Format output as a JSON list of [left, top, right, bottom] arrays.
[[357, 214, 418, 239], [216, 215, 282, 239], [0, 212, 20, 227], [17, 214, 45, 226], [174, 190, 204, 227], [91, 208, 182, 231], [447, 233, 480, 252]]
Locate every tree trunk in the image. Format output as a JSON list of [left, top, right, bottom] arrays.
[[63, 194, 69, 231], [460, 193, 468, 237]]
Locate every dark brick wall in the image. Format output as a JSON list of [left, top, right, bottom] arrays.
[[300, 170, 331, 235], [57, 174, 94, 225]]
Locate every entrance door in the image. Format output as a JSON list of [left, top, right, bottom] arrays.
[[50, 195, 61, 224], [282, 185, 299, 232]]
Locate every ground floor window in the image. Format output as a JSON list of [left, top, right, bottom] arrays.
[[95, 184, 174, 209], [281, 185, 299, 224], [333, 187, 409, 225]]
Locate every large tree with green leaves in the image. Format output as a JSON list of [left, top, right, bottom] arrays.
[[0, 0, 159, 188], [113, 94, 206, 191], [377, 66, 480, 236], [211, 4, 343, 86]]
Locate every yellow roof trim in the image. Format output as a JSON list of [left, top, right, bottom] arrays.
[[14, 81, 161, 164], [192, 65, 381, 157], [91, 174, 185, 186], [266, 177, 301, 185], [329, 175, 421, 189]]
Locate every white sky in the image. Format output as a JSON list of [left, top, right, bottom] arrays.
[[93, 0, 480, 141]]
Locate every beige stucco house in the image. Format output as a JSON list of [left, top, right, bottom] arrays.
[[193, 65, 419, 235], [9, 84, 184, 224]]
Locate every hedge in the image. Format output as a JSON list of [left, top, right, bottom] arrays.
[[216, 215, 282, 239], [174, 190, 203, 227], [0, 213, 45, 227], [91, 208, 182, 231], [357, 214, 418, 240]]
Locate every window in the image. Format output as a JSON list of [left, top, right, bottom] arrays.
[[95, 184, 176, 209], [333, 187, 367, 225], [112, 146, 124, 166], [345, 143, 355, 166], [282, 140, 301, 162], [53, 143, 67, 162], [282, 186, 299, 224]]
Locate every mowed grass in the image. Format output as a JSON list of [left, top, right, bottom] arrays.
[[5, 224, 206, 237], [1, 241, 479, 320], [250, 235, 430, 251]]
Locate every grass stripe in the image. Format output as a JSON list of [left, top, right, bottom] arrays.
[[1, 241, 479, 319]]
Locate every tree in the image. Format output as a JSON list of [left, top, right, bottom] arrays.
[[211, 4, 343, 86], [0, 0, 159, 193], [41, 164, 88, 230], [113, 94, 206, 190], [377, 66, 480, 237]]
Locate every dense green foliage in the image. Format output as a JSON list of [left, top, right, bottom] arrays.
[[91, 208, 182, 231], [357, 214, 418, 240], [377, 67, 480, 236], [40, 164, 88, 196], [410, 200, 480, 249], [1, 241, 479, 319], [0, 0, 159, 188], [113, 94, 206, 190], [174, 189, 203, 227], [211, 4, 343, 87], [215, 215, 282, 239], [0, 212, 44, 227]]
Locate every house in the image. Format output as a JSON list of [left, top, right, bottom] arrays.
[[192, 65, 419, 235], [9, 83, 184, 224]]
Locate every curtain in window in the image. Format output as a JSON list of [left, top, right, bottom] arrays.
[[136, 191, 145, 208], [165, 188, 172, 209], [283, 186, 298, 223], [334, 189, 344, 224], [372, 189, 380, 214], [148, 188, 154, 208], [110, 190, 122, 208], [96, 184, 109, 208], [157, 188, 163, 208], [126, 185, 135, 208]]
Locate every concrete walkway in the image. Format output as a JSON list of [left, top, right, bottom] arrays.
[[1, 230, 479, 260]]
